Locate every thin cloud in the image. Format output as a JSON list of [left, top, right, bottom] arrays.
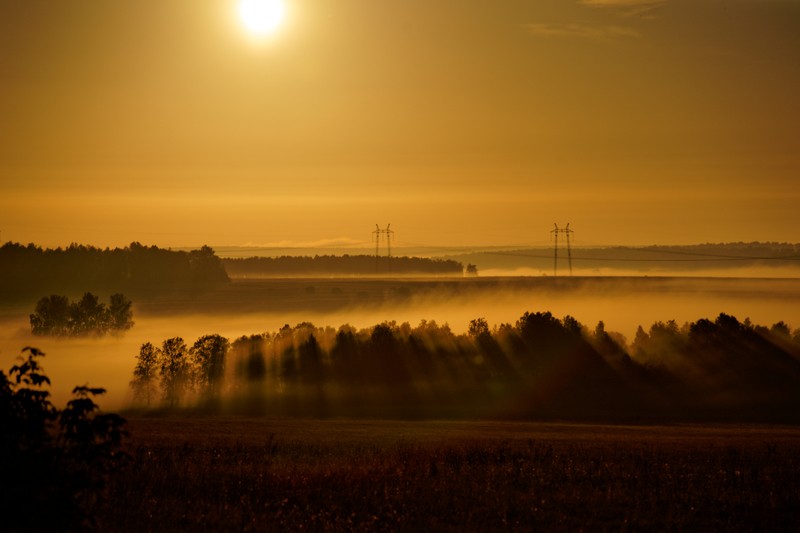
[[580, 0, 666, 18], [526, 0, 662, 41], [526, 23, 641, 40], [241, 237, 368, 249], [580, 0, 664, 7]]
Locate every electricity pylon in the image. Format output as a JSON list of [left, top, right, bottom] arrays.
[[551, 223, 574, 276], [372, 224, 395, 273]]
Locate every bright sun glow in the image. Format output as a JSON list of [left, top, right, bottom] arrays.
[[239, 0, 285, 36]]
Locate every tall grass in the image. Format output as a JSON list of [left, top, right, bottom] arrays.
[[98, 419, 800, 531]]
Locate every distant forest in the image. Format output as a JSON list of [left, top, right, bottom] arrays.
[[0, 242, 229, 300], [130, 312, 800, 422], [223, 255, 465, 277]]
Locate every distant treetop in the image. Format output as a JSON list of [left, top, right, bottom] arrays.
[[223, 254, 464, 277], [0, 242, 229, 299]]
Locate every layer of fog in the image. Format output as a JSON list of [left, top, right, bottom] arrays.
[[480, 266, 800, 279], [2, 276, 799, 411]]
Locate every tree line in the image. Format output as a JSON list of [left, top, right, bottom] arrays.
[[223, 255, 465, 277], [30, 292, 134, 337], [131, 335, 229, 407], [129, 312, 800, 421], [0, 242, 229, 300]]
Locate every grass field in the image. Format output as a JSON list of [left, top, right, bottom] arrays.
[[97, 417, 800, 531]]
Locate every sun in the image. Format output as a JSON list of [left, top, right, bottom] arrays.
[[238, 0, 285, 36]]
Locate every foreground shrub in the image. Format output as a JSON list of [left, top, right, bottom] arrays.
[[0, 347, 127, 531]]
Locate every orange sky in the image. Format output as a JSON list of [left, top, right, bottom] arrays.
[[1, 0, 798, 249]]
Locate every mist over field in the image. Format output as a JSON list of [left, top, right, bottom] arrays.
[[3, 276, 799, 411]]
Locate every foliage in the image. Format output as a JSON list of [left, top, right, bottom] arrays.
[[159, 337, 191, 407], [30, 292, 134, 337], [0, 347, 127, 532], [0, 241, 229, 300], [108, 292, 136, 331], [223, 254, 464, 277], [190, 334, 230, 401], [129, 312, 800, 421], [130, 342, 159, 406]]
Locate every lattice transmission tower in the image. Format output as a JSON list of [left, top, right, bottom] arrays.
[[372, 224, 395, 273], [551, 223, 574, 276]]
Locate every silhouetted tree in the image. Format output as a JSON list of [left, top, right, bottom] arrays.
[[223, 254, 464, 277], [232, 335, 268, 383], [0, 347, 126, 531], [29, 292, 135, 337], [514, 311, 571, 370], [159, 337, 191, 406], [280, 345, 297, 383], [770, 321, 791, 339], [188, 245, 229, 285], [191, 334, 230, 399], [468, 317, 490, 339], [330, 326, 361, 384], [370, 323, 410, 384], [124, 312, 800, 421], [70, 292, 108, 335], [631, 325, 649, 358], [130, 342, 160, 406], [562, 315, 583, 337], [29, 294, 72, 336], [298, 334, 324, 384], [108, 293, 134, 332]]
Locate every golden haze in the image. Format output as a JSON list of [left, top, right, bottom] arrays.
[[0, 0, 798, 248]]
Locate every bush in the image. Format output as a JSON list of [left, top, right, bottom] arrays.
[[0, 347, 127, 531]]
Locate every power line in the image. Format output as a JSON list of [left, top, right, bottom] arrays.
[[475, 250, 800, 263], [551, 223, 574, 276], [372, 224, 395, 273]]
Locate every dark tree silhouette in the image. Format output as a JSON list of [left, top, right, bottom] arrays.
[[29, 292, 134, 337], [29, 294, 72, 336], [126, 312, 800, 422], [70, 292, 108, 335], [107, 293, 134, 332], [369, 323, 407, 384], [191, 334, 230, 400], [468, 317, 490, 338], [130, 342, 160, 407], [298, 334, 325, 384], [232, 335, 267, 383], [223, 254, 464, 277], [330, 326, 361, 384], [0, 347, 126, 531], [0, 241, 229, 301], [159, 337, 191, 406]]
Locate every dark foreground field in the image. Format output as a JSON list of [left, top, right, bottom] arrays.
[[98, 418, 800, 531]]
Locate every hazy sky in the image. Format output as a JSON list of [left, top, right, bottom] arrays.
[[1, 0, 798, 249]]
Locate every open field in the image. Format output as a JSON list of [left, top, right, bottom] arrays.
[[98, 417, 800, 531]]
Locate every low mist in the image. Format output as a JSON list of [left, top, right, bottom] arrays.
[[1, 276, 799, 414]]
